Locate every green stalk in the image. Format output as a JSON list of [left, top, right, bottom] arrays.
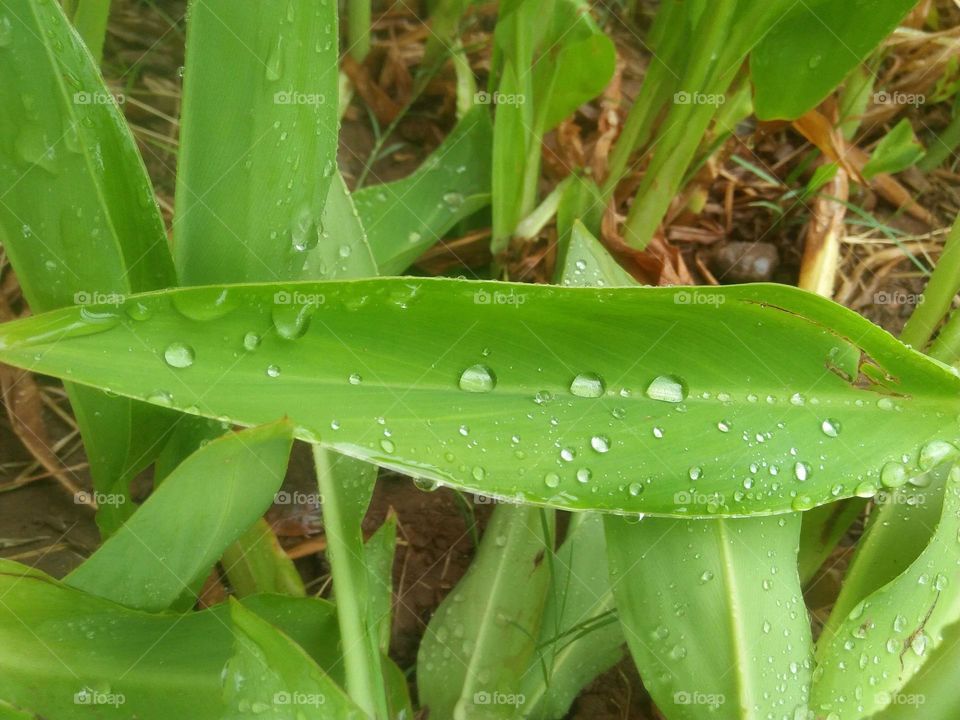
[[71, 0, 112, 64], [901, 214, 960, 349], [918, 94, 960, 172], [929, 308, 960, 363], [348, 0, 371, 61], [313, 449, 388, 719], [621, 1, 736, 248]]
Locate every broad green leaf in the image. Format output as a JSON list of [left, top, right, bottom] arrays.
[[752, 0, 916, 120], [863, 118, 926, 180], [0, 560, 340, 718], [520, 512, 624, 720], [306, 171, 378, 280], [65, 421, 294, 611], [0, 0, 177, 535], [0, 279, 958, 516], [557, 221, 634, 288], [353, 106, 493, 276], [606, 514, 813, 719], [223, 600, 364, 719], [222, 520, 307, 597], [174, 0, 340, 284], [812, 467, 960, 718], [418, 504, 553, 718]]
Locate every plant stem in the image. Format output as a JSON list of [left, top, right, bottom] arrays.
[[72, 0, 112, 64], [348, 0, 371, 61], [901, 214, 960, 349]]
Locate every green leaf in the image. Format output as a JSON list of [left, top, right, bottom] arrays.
[[797, 498, 866, 584], [223, 600, 364, 719], [606, 514, 813, 719], [863, 118, 926, 179], [222, 519, 307, 597], [174, 0, 340, 284], [520, 512, 624, 720], [353, 106, 493, 276], [65, 421, 294, 611], [0, 279, 958, 516], [812, 466, 960, 718], [0, 0, 177, 535], [752, 0, 916, 120], [556, 221, 634, 288], [418, 504, 553, 718], [365, 514, 398, 653], [0, 560, 340, 719]]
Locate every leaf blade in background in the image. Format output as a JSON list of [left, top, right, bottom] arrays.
[[0, 279, 958, 516], [0, 0, 178, 535], [863, 118, 926, 180], [174, 0, 340, 284], [752, 0, 916, 120], [606, 514, 813, 719], [65, 421, 294, 611], [353, 106, 493, 276]]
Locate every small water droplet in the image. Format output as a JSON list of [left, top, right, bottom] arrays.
[[854, 481, 877, 498], [163, 342, 195, 369], [821, 418, 841, 437], [380, 438, 395, 453], [590, 435, 611, 453], [576, 468, 592, 484], [793, 461, 811, 482], [544, 473, 561, 488], [880, 461, 908, 488], [688, 466, 702, 481], [266, 364, 281, 378], [628, 482, 643, 497], [348, 373, 362, 385], [645, 375, 688, 403], [699, 570, 714, 584], [243, 332, 261, 351]]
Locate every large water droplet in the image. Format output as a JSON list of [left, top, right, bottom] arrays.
[[919, 440, 958, 470], [793, 461, 811, 482], [163, 342, 195, 369], [272, 301, 316, 340], [243, 332, 261, 351], [570, 373, 605, 398], [821, 418, 841, 438], [880, 461, 908, 488], [645, 375, 688, 403], [459, 364, 496, 393], [590, 435, 611, 453], [266, 364, 281, 378]]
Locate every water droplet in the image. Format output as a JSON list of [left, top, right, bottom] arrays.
[[459, 364, 497, 393], [544, 473, 561, 488], [243, 332, 261, 351], [688, 466, 702, 481], [699, 570, 714, 584], [793, 461, 811, 482], [919, 440, 958, 470], [911, 633, 927, 656], [652, 427, 664, 439], [590, 435, 611, 453], [789, 392, 806, 406], [791, 494, 814, 511], [173, 288, 238, 321], [645, 375, 688, 403], [880, 461, 908, 488], [628, 482, 643, 497], [380, 438, 395, 453], [576, 468, 592, 484], [147, 390, 173, 406], [560, 448, 575, 462], [266, 364, 281, 378], [821, 418, 841, 437], [717, 420, 731, 433], [570, 373, 605, 398], [442, 191, 464, 209], [854, 481, 877, 498], [126, 302, 152, 322], [163, 342, 195, 369], [348, 373, 362, 385], [272, 301, 316, 340]]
